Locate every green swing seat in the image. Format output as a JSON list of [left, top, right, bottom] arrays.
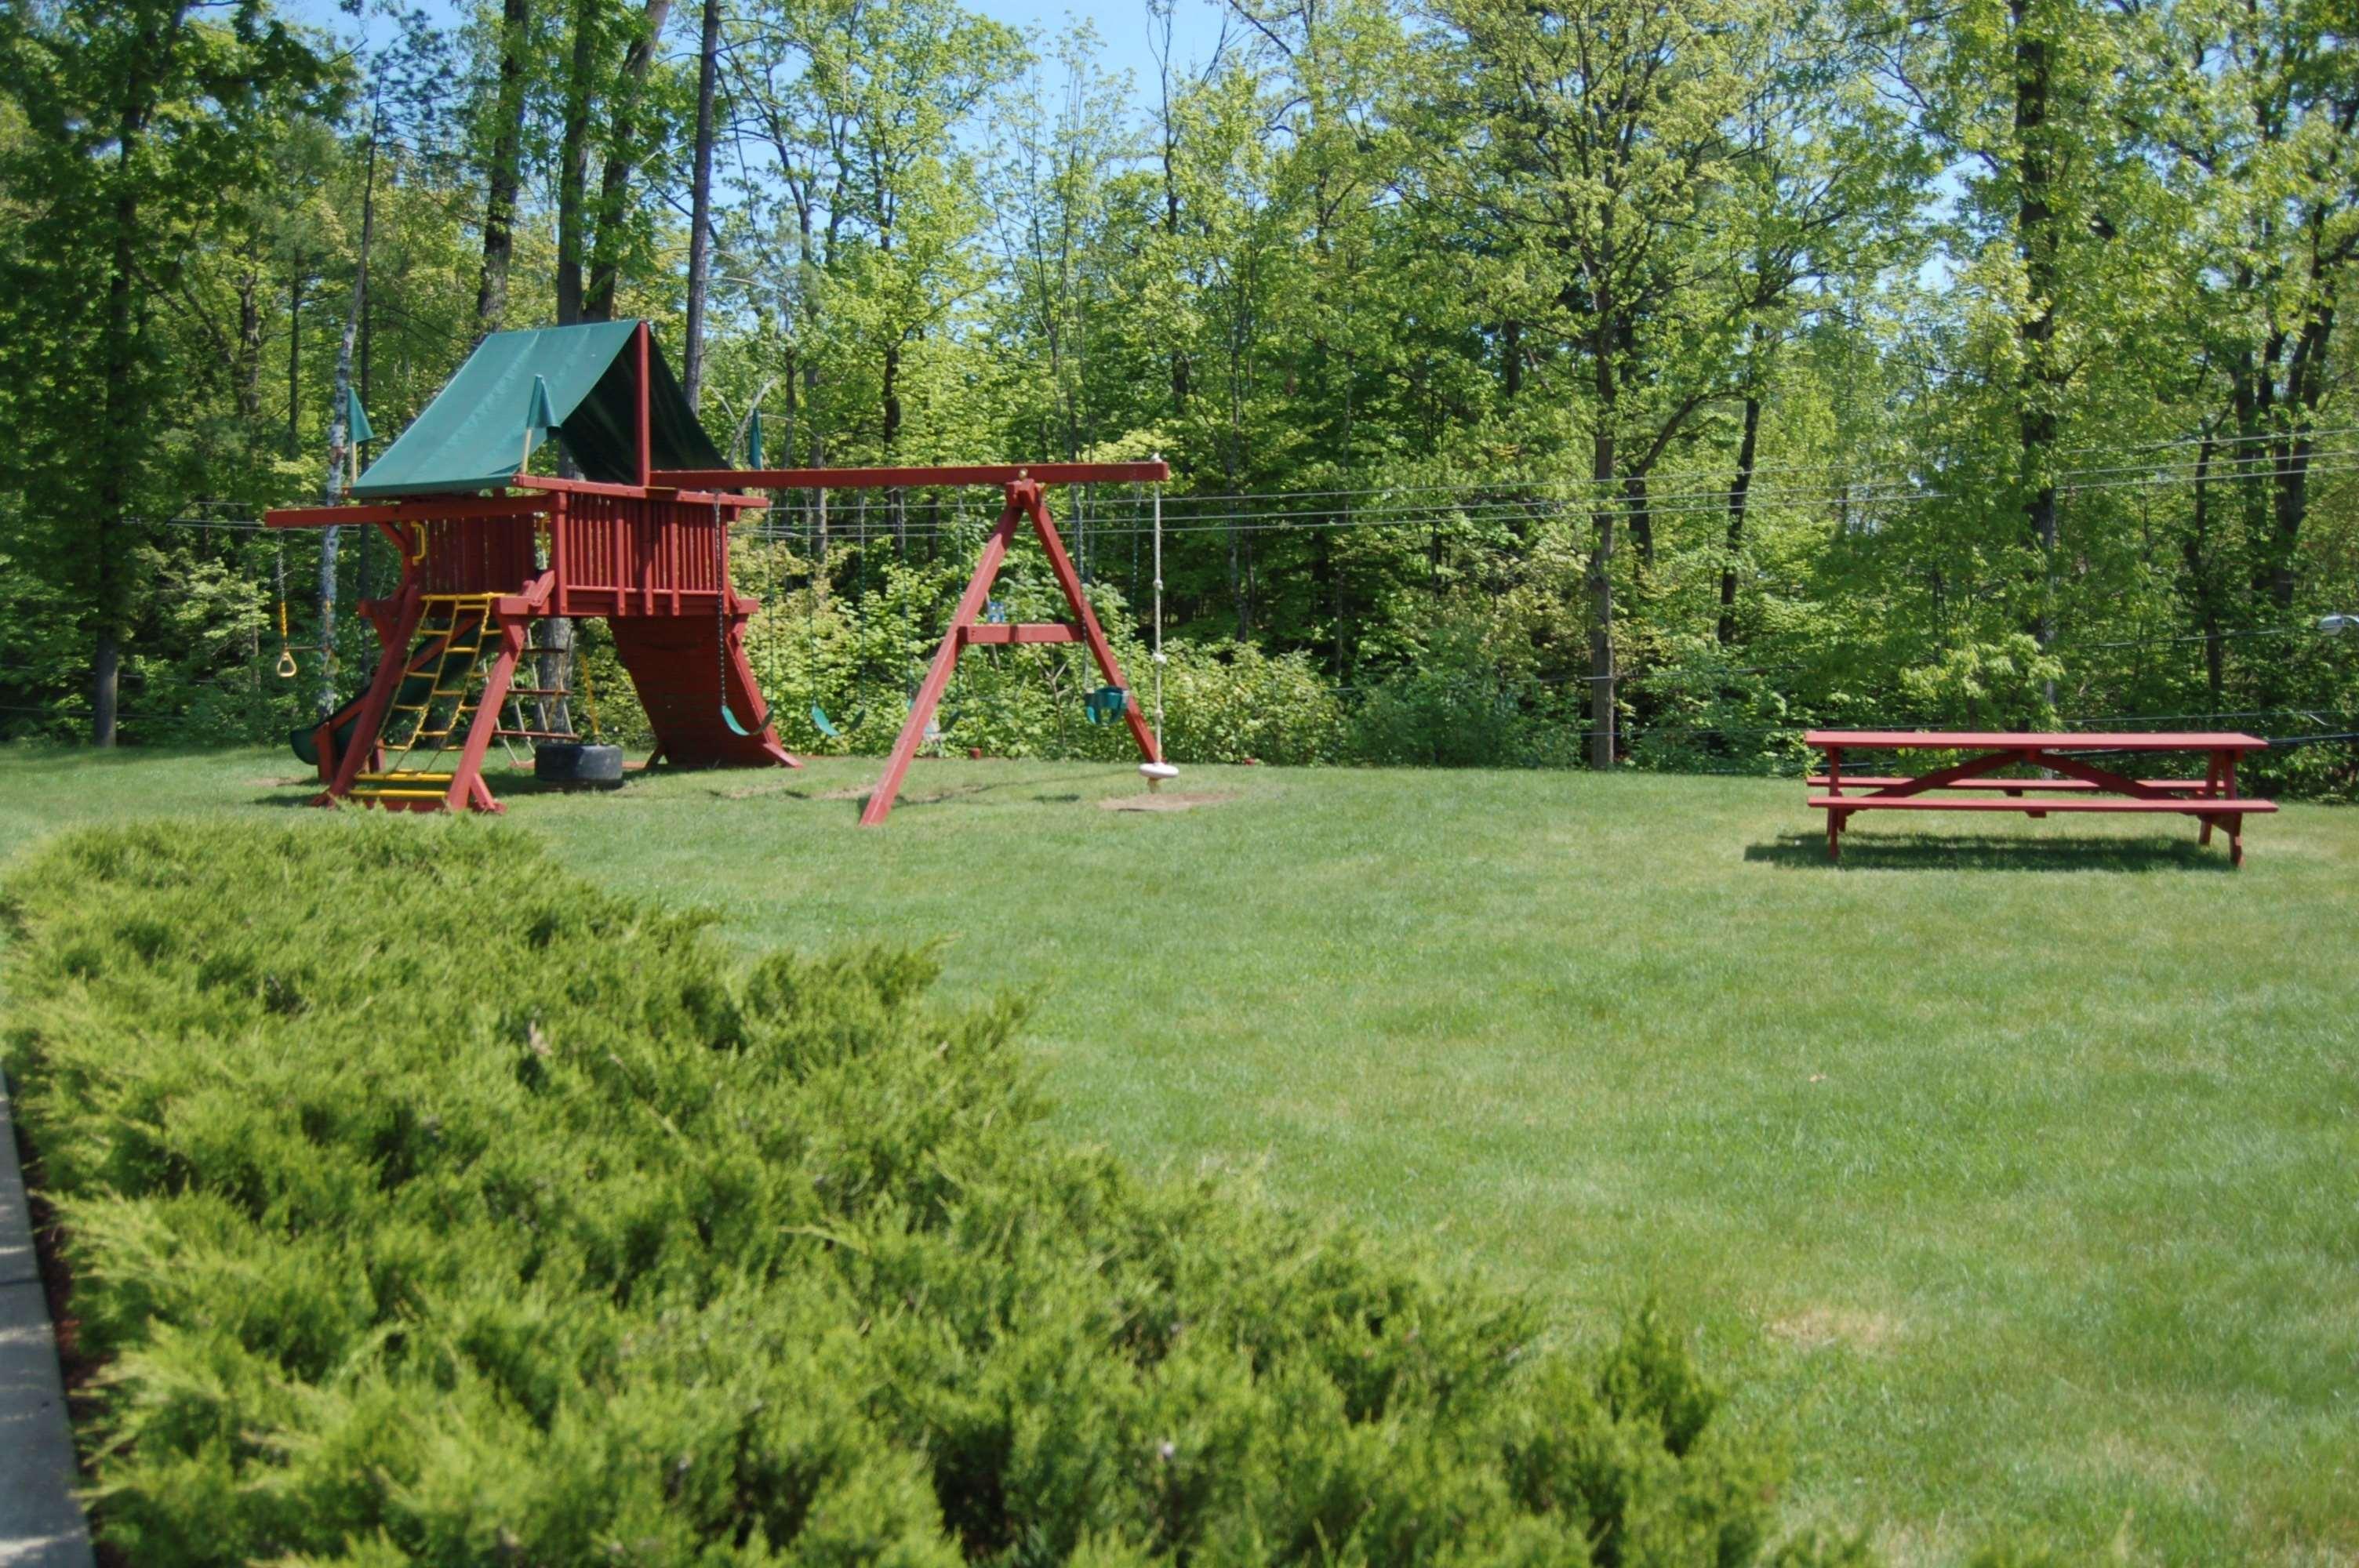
[[1083, 685, 1129, 724]]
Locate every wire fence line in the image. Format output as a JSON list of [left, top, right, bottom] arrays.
[[117, 426, 2359, 538], [13, 441, 2350, 779]]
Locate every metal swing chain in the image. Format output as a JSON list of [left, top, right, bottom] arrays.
[[1152, 461, 1165, 754]]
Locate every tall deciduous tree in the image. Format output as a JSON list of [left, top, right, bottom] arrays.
[[2140, 0, 2357, 619], [475, 0, 533, 336], [1435, 0, 1756, 767], [682, 0, 723, 405], [0, 0, 336, 743]]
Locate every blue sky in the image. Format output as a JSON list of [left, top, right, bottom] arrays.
[[284, 0, 1241, 115]]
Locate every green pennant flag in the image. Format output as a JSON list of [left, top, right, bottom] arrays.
[[747, 408, 764, 469], [520, 374, 556, 473], [344, 385, 373, 445]]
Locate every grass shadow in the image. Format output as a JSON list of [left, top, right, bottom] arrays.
[[1743, 829, 2233, 873], [248, 769, 647, 809], [487, 775, 640, 800], [889, 768, 1140, 812]]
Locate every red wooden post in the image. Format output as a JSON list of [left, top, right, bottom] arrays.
[[1017, 481, 1161, 766], [859, 491, 1026, 826], [2222, 751, 2241, 866], [327, 579, 423, 802], [1825, 743, 1843, 862], [634, 321, 652, 490], [440, 615, 528, 814], [548, 490, 569, 612]]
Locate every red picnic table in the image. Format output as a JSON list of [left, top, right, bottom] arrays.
[[1806, 731, 2276, 866]]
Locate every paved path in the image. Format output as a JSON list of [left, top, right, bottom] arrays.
[[0, 1069, 93, 1568]]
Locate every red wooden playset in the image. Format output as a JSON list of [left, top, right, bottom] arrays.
[[269, 321, 1169, 822], [267, 321, 794, 813]]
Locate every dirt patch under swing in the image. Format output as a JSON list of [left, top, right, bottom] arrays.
[[1097, 790, 1239, 813]]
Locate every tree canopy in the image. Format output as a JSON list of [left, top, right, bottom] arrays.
[[0, 0, 2351, 787]]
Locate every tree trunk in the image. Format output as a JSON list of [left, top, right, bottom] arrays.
[[535, 615, 575, 737], [234, 257, 264, 420], [682, 0, 722, 405], [93, 5, 184, 746], [1585, 273, 1620, 771], [285, 271, 303, 454], [1588, 425, 1616, 771], [556, 0, 599, 325], [476, 0, 532, 336], [584, 0, 675, 321], [2012, 0, 2060, 702], [545, 0, 610, 739], [1626, 472, 1653, 578], [2184, 434, 2225, 707], [314, 123, 376, 717], [1154, 1, 1188, 416], [1718, 391, 1761, 645], [2266, 253, 2336, 610]]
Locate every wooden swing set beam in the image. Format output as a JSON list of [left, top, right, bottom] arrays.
[[653, 461, 1169, 491]]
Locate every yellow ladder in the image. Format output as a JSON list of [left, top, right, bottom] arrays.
[[348, 594, 502, 805]]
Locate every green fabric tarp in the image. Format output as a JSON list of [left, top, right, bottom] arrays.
[[351, 321, 726, 499]]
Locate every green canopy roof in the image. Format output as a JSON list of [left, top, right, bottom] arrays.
[[351, 321, 725, 499]]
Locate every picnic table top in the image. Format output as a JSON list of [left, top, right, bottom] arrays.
[[1805, 729, 2268, 751]]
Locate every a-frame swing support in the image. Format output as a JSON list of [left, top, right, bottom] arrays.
[[653, 462, 1169, 826], [866, 476, 1161, 826]]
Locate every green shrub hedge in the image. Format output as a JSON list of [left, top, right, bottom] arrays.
[[5, 822, 1856, 1566]]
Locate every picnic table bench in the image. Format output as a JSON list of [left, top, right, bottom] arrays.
[[1805, 730, 2275, 866]]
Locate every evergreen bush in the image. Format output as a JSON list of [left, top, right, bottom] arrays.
[[6, 822, 1852, 1566]]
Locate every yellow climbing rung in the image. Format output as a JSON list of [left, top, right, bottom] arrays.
[[324, 590, 520, 813]]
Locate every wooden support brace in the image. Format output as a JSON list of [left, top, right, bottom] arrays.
[[325, 580, 424, 804], [441, 616, 528, 814], [959, 622, 1079, 645], [1019, 481, 1161, 767]]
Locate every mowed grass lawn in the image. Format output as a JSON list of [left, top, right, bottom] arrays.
[[2, 744, 2354, 1565]]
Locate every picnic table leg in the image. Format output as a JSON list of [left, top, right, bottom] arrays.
[[1824, 746, 1844, 862], [2223, 753, 2242, 866], [2199, 751, 2223, 844]]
